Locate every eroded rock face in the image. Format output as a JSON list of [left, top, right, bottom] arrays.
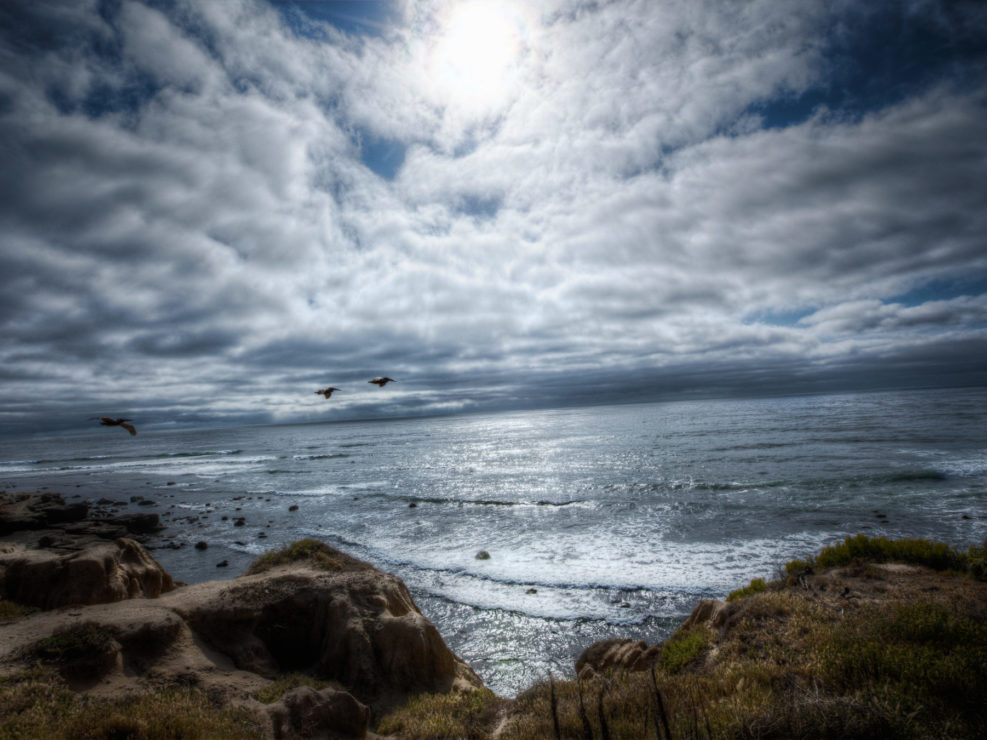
[[0, 537, 175, 609], [0, 541, 484, 736], [173, 563, 481, 710]]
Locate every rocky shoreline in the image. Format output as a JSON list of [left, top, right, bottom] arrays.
[[1, 491, 489, 738], [3, 491, 985, 739]]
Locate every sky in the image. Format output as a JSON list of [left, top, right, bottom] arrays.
[[1, 0, 986, 436]]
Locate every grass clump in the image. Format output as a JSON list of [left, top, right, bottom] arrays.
[[0, 600, 38, 622], [245, 538, 344, 575], [787, 534, 974, 575], [28, 625, 118, 681], [726, 576, 767, 602], [376, 688, 503, 739], [658, 626, 711, 674]]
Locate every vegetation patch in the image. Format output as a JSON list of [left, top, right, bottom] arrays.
[[786, 534, 985, 577], [820, 601, 987, 726], [0, 600, 38, 622], [28, 625, 118, 681], [245, 538, 344, 575], [658, 626, 711, 674], [0, 670, 264, 740], [377, 688, 503, 739], [726, 576, 767, 602]]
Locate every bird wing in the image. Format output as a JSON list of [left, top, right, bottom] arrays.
[[120, 423, 137, 436]]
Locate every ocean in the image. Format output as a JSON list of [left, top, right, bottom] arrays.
[[1, 387, 984, 696]]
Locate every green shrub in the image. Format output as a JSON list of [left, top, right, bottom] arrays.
[[727, 576, 767, 601], [785, 535, 980, 576], [815, 534, 965, 571], [659, 626, 711, 674], [245, 538, 343, 575]]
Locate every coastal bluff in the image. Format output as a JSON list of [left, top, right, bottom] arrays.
[[1, 493, 481, 739]]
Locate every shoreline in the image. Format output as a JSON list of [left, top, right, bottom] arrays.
[[3, 491, 985, 738]]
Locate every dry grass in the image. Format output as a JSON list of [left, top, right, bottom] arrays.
[[0, 669, 264, 739], [493, 537, 987, 739], [376, 687, 503, 739], [244, 538, 345, 575], [0, 600, 37, 622], [252, 672, 340, 704]]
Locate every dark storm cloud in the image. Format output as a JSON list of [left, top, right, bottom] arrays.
[[0, 0, 985, 435]]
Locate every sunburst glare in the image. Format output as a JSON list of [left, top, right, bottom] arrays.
[[430, 1, 525, 112]]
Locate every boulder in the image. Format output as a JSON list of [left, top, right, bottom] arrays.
[[0, 538, 175, 609], [680, 598, 735, 632], [267, 686, 369, 739]]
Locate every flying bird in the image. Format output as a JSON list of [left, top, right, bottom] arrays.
[[90, 417, 137, 436], [369, 377, 396, 387], [315, 387, 340, 399]]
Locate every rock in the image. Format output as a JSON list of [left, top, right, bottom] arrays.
[[267, 686, 369, 740], [475, 550, 490, 560], [174, 550, 482, 711], [0, 538, 175, 610], [0, 492, 89, 535], [0, 540, 484, 729], [575, 638, 659, 678], [680, 599, 734, 631]]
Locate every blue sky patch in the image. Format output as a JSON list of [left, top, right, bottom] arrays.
[[359, 134, 406, 179], [273, 0, 397, 39]]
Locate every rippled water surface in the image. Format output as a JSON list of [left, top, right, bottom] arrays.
[[2, 388, 985, 695]]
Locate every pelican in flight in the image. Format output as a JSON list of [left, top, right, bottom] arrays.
[[369, 377, 396, 387], [315, 387, 340, 399], [90, 417, 137, 436]]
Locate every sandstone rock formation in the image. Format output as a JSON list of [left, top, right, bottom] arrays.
[[0, 537, 483, 738], [0, 537, 175, 609]]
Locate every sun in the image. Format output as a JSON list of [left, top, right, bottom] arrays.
[[430, 1, 523, 111]]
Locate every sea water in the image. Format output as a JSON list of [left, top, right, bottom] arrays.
[[1, 388, 984, 695]]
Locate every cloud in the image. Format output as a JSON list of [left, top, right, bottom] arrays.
[[0, 0, 984, 435]]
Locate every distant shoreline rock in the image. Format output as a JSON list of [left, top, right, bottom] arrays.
[[0, 491, 163, 552]]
